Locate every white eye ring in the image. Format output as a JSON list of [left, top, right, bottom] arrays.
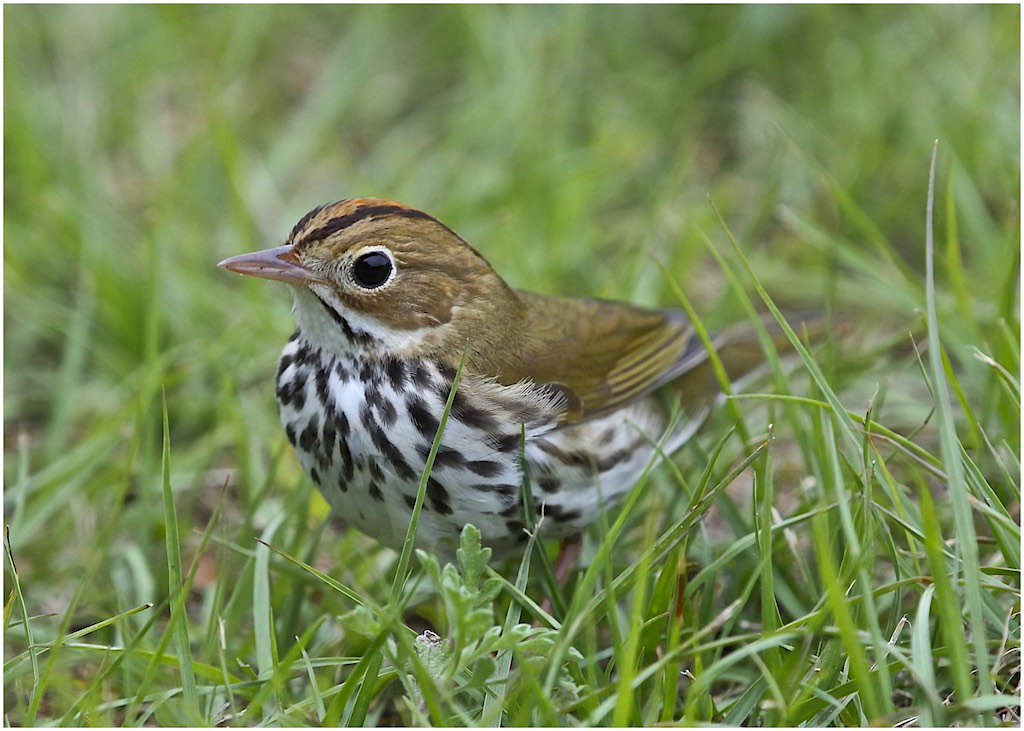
[[349, 246, 396, 290]]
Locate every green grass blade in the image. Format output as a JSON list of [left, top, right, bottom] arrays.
[[346, 648, 384, 726], [482, 524, 532, 725], [755, 427, 782, 677], [255, 537, 378, 609], [4, 527, 41, 724], [160, 394, 201, 722], [910, 583, 944, 725], [809, 507, 879, 719], [918, 475, 974, 709], [922, 142, 993, 713], [322, 632, 388, 726], [253, 513, 285, 716]]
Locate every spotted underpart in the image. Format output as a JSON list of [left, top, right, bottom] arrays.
[[260, 197, 717, 560], [214, 197, 798, 564], [276, 311, 699, 560]]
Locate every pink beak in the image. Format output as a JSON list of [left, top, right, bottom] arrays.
[[217, 245, 316, 285]]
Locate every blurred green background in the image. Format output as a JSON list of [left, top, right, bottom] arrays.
[[4, 5, 1019, 724]]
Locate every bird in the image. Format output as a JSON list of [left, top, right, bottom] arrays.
[[219, 197, 808, 562]]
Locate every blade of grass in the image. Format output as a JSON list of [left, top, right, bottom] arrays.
[[253, 512, 285, 718], [3, 602, 154, 676], [300, 642, 327, 722], [482, 518, 533, 726], [922, 141, 993, 713], [322, 631, 387, 726], [809, 504, 879, 719], [255, 538, 379, 610], [346, 644, 384, 726], [160, 393, 201, 722], [4, 527, 40, 724], [249, 614, 328, 723], [755, 426, 782, 678], [910, 583, 944, 725], [917, 475, 974, 707], [611, 529, 652, 726]]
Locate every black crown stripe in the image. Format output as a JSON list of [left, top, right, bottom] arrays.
[[297, 204, 434, 245], [288, 203, 327, 243]]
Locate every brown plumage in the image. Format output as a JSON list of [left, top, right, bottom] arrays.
[[219, 197, 816, 556]]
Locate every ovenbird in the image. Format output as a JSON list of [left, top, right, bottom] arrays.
[[220, 198, 801, 559]]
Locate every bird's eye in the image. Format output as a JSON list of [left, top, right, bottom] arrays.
[[351, 250, 394, 289]]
